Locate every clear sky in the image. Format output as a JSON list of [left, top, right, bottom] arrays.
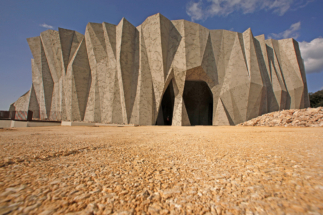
[[0, 0, 322, 110]]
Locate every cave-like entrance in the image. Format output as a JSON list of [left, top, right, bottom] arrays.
[[155, 81, 175, 125], [183, 81, 213, 125]]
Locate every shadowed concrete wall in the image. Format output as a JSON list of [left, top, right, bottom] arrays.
[[10, 13, 310, 125]]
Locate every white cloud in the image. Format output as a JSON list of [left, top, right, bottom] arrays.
[[186, 0, 313, 21], [270, 21, 301, 39], [299, 37, 323, 74], [39, 23, 54, 29], [186, 1, 205, 21]]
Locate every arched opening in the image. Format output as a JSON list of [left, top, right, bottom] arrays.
[[183, 81, 213, 125], [155, 80, 175, 125]]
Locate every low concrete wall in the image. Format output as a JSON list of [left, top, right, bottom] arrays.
[[0, 120, 12, 128], [61, 121, 95, 126], [95, 123, 137, 127], [61, 121, 72, 126], [11, 121, 28, 128], [3, 120, 137, 128], [1, 120, 61, 128], [61, 121, 137, 127], [27, 121, 61, 127]]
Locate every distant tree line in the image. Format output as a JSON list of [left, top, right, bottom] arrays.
[[309, 89, 323, 108]]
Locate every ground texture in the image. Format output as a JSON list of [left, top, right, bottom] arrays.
[[0, 126, 323, 215]]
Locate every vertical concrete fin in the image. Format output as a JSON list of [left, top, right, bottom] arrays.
[[31, 58, 45, 115], [116, 17, 139, 123], [85, 22, 109, 122], [69, 31, 85, 63], [103, 22, 117, 58], [58, 28, 75, 72], [41, 30, 64, 117], [28, 84, 40, 119], [183, 20, 201, 70], [102, 23, 117, 123], [40, 30, 63, 82], [201, 33, 217, 86], [67, 39, 91, 121], [138, 25, 155, 125], [27, 36, 42, 73], [141, 14, 166, 114], [182, 100, 191, 126], [112, 72, 123, 124], [292, 39, 310, 108], [214, 98, 232, 126], [40, 41, 54, 118]]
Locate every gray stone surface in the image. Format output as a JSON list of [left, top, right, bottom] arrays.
[[10, 13, 310, 125]]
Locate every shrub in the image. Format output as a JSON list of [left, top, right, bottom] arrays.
[[309, 90, 323, 107]]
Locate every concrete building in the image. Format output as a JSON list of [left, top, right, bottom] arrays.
[[9, 13, 310, 125]]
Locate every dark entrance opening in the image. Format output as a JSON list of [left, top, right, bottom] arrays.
[[183, 81, 213, 125], [155, 81, 175, 125]]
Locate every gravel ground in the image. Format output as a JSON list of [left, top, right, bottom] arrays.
[[0, 126, 322, 215], [238, 107, 323, 127]]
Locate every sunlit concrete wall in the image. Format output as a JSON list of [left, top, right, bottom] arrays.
[[10, 13, 310, 125]]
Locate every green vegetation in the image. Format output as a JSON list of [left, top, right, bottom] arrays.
[[309, 89, 323, 107]]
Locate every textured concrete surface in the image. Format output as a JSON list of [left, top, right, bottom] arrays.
[[10, 13, 309, 125], [61, 121, 96, 127], [0, 126, 322, 214], [0, 120, 61, 128], [9, 121, 28, 128], [0, 120, 12, 128]]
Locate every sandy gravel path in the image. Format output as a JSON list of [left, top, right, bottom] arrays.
[[0, 126, 322, 214]]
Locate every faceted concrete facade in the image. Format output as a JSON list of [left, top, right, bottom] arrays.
[[10, 13, 310, 125]]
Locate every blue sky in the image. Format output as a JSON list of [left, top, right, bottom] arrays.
[[0, 0, 322, 110]]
